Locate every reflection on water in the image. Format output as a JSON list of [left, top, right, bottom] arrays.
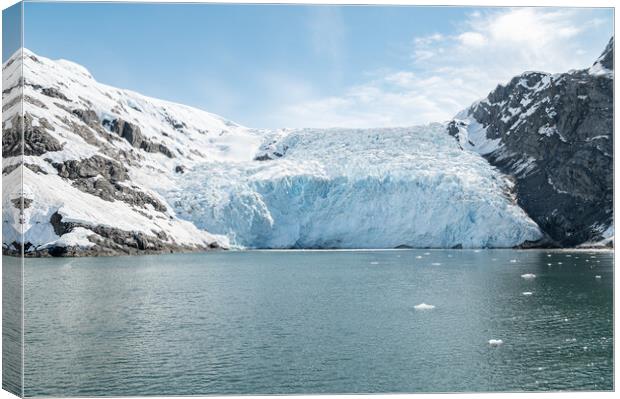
[[11, 249, 614, 396]]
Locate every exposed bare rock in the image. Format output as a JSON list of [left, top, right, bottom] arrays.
[[3, 114, 63, 157], [448, 37, 613, 247], [50, 155, 129, 181], [105, 117, 175, 158]]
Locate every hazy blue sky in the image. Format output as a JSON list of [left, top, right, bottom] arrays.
[[18, 3, 614, 128]]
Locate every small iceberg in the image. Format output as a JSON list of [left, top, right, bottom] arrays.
[[521, 273, 536, 279], [522, 292, 533, 296], [414, 303, 436, 310], [488, 339, 503, 347]]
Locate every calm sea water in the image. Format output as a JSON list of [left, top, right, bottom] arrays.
[[4, 249, 614, 396]]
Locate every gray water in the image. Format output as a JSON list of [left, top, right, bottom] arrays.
[[4, 249, 614, 396]]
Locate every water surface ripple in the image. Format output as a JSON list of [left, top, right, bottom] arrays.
[[10, 249, 613, 395]]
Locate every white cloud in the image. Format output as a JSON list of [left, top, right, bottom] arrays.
[[414, 33, 444, 45], [458, 32, 487, 47], [266, 7, 612, 128]]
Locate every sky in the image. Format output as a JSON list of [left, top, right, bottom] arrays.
[[14, 2, 615, 128], [2, 2, 20, 61]]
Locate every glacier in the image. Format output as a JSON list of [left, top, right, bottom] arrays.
[[166, 124, 542, 249]]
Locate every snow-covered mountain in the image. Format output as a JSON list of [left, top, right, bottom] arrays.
[[2, 48, 262, 255], [1, 39, 613, 255], [448, 37, 614, 247]]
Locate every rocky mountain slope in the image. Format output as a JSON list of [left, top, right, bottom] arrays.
[[2, 48, 263, 255], [447, 37, 613, 247], [1, 38, 613, 255]]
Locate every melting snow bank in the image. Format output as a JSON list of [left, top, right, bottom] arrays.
[[167, 124, 542, 249]]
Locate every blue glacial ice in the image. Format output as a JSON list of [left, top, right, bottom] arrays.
[[165, 124, 542, 248]]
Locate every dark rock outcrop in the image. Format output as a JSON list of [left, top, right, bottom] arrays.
[[71, 108, 100, 126], [2, 114, 63, 157], [71, 178, 168, 212], [41, 87, 70, 101], [51, 155, 129, 181], [49, 155, 168, 212], [104, 118, 175, 158]]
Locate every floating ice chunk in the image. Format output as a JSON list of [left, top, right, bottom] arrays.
[[521, 273, 536, 279], [595, 275, 602, 279], [414, 303, 436, 310], [522, 292, 533, 296], [424, 252, 431, 255], [488, 339, 503, 346], [415, 256, 423, 259], [547, 263, 552, 266], [510, 259, 518, 263], [474, 250, 481, 253], [547, 254, 552, 257], [370, 261, 379, 265], [557, 262, 563, 265], [431, 262, 441, 266], [565, 338, 577, 342]]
